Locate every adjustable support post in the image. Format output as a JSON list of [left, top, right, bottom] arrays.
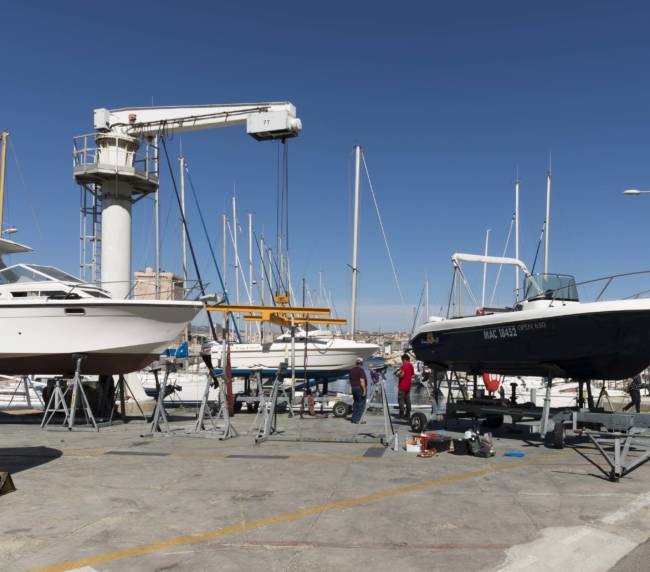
[[41, 354, 97, 431], [254, 370, 296, 444], [7, 375, 44, 409], [540, 376, 553, 436], [116, 374, 148, 422], [192, 368, 239, 440], [148, 363, 172, 435], [588, 432, 650, 482], [355, 373, 395, 445]]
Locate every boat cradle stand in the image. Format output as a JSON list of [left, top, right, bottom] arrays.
[[5, 375, 44, 410], [143, 362, 178, 436], [253, 368, 298, 444], [567, 411, 650, 482], [253, 368, 395, 446], [41, 354, 98, 432], [190, 367, 239, 440]]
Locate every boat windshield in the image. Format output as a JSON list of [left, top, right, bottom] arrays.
[[28, 265, 83, 283], [0, 264, 83, 285], [524, 273, 579, 302]]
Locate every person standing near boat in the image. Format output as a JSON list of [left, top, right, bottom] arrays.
[[349, 358, 367, 423], [623, 373, 643, 413], [396, 353, 414, 419]]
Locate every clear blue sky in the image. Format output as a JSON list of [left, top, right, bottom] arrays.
[[3, 1, 650, 330]]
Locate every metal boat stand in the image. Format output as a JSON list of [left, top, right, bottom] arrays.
[[354, 374, 395, 446], [145, 363, 174, 435], [111, 374, 148, 423], [41, 354, 98, 431], [584, 430, 650, 482], [6, 375, 44, 409], [191, 367, 239, 440], [569, 410, 650, 481], [246, 370, 269, 434], [254, 370, 298, 444]]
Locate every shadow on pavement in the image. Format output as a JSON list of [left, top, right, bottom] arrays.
[[0, 446, 63, 474]]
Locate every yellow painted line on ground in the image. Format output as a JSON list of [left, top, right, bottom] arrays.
[[25, 451, 573, 572]]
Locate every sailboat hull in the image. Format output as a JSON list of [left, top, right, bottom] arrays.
[[411, 307, 650, 380], [211, 339, 378, 378]]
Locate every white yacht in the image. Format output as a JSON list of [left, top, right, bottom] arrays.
[[205, 327, 378, 379], [0, 238, 203, 375]]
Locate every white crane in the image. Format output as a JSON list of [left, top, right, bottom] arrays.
[[74, 102, 301, 299]]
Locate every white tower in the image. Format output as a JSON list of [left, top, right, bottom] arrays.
[[73, 103, 301, 299]]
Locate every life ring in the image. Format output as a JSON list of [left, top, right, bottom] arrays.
[[482, 373, 502, 393]]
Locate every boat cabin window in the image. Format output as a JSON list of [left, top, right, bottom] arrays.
[[83, 289, 110, 298], [524, 273, 579, 302], [11, 290, 71, 299], [0, 264, 84, 285], [28, 265, 83, 283], [0, 265, 51, 284]]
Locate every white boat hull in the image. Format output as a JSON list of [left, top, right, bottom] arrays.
[[212, 339, 378, 376], [0, 300, 202, 375]]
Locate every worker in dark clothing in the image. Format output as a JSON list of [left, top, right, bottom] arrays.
[[396, 353, 414, 419], [623, 374, 643, 413], [349, 357, 367, 424]]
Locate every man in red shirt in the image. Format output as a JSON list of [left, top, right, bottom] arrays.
[[397, 353, 414, 419]]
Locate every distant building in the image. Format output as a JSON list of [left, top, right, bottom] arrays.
[[134, 267, 184, 301]]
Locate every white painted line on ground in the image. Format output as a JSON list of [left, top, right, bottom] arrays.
[[495, 492, 650, 572], [600, 491, 650, 525]]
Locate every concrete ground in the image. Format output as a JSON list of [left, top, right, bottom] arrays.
[[0, 408, 649, 572]]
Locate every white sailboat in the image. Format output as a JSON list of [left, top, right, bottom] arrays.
[[205, 327, 377, 378]]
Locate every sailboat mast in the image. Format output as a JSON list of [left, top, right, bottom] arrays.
[[179, 154, 188, 291], [515, 175, 520, 300], [221, 213, 228, 291], [153, 136, 161, 300], [0, 131, 8, 236], [232, 193, 239, 306], [351, 144, 362, 340], [268, 247, 273, 296], [248, 212, 253, 306], [544, 158, 552, 274], [425, 275, 429, 323]]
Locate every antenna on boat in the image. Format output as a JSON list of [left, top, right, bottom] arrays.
[[544, 153, 552, 274]]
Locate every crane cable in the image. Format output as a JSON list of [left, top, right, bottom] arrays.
[[361, 153, 407, 310], [184, 163, 242, 343], [160, 138, 218, 341]]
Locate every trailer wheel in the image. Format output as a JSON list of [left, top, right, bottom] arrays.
[[332, 401, 349, 418], [246, 402, 259, 413], [410, 411, 428, 433], [552, 422, 565, 449]]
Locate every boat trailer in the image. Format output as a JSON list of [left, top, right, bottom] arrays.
[[409, 374, 650, 482]]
